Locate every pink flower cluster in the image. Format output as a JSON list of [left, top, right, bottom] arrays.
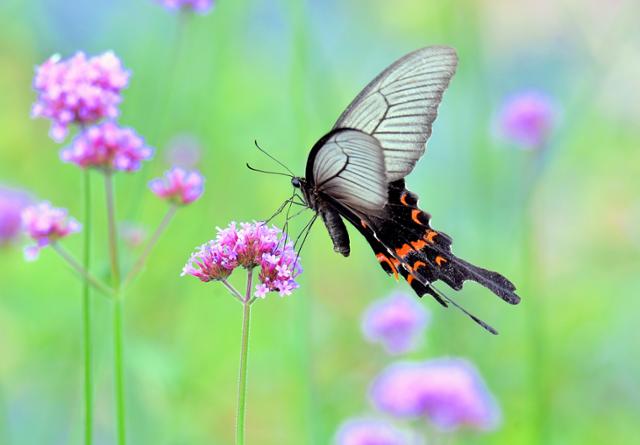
[[32, 51, 129, 141], [182, 222, 302, 297], [497, 90, 558, 149], [60, 122, 153, 172], [21, 202, 81, 260], [159, 0, 214, 14], [361, 292, 430, 355], [370, 359, 500, 431], [149, 167, 204, 205]]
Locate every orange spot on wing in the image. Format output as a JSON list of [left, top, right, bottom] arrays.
[[395, 244, 412, 258], [377, 253, 399, 280], [407, 274, 414, 285], [411, 239, 427, 250], [400, 193, 409, 207], [424, 230, 438, 244], [360, 219, 368, 229], [435, 255, 447, 266], [411, 209, 423, 225], [413, 261, 426, 270]]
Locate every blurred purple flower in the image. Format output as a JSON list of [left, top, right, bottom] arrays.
[[149, 167, 204, 205], [21, 202, 81, 260], [182, 222, 302, 297], [120, 222, 147, 249], [362, 291, 430, 355], [370, 359, 501, 431], [165, 134, 202, 168], [61, 122, 153, 172], [335, 418, 409, 445], [497, 90, 558, 149], [0, 187, 30, 245], [32, 51, 129, 142], [158, 0, 214, 14]]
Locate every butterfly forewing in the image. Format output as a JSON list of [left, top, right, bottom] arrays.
[[333, 46, 458, 181], [308, 129, 388, 216]]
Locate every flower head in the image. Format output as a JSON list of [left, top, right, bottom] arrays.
[[335, 418, 410, 445], [61, 122, 153, 172], [120, 222, 147, 249], [0, 186, 30, 245], [370, 359, 501, 431], [149, 167, 204, 205], [158, 0, 214, 14], [362, 292, 430, 355], [21, 202, 81, 260], [182, 222, 302, 297], [497, 90, 558, 149], [32, 51, 129, 141]]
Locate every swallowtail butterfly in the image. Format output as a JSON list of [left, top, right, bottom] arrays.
[[277, 46, 520, 333]]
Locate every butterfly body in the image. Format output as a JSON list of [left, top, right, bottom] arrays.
[[288, 46, 520, 332]]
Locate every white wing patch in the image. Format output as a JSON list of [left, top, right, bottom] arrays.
[[312, 130, 388, 215], [334, 46, 458, 181]]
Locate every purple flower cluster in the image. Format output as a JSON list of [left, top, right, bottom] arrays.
[[182, 222, 302, 297], [60, 122, 153, 172], [497, 90, 558, 149], [32, 51, 129, 141], [158, 0, 214, 14], [149, 167, 204, 205], [335, 418, 409, 445], [0, 187, 30, 245], [362, 292, 430, 355], [21, 202, 81, 260], [370, 359, 500, 431]]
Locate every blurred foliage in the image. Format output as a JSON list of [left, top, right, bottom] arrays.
[[1, 0, 639, 444]]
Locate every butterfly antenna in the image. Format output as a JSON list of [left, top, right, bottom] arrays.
[[246, 163, 293, 178], [428, 284, 499, 335], [254, 140, 295, 176]]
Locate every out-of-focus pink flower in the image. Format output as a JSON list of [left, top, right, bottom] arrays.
[[370, 359, 501, 431], [335, 418, 410, 445], [497, 90, 558, 149], [362, 292, 430, 355], [164, 134, 202, 168], [21, 202, 81, 260], [149, 167, 204, 205], [158, 0, 214, 14], [0, 186, 30, 245], [182, 222, 302, 297], [60, 122, 153, 172], [32, 51, 129, 141], [120, 222, 147, 249]]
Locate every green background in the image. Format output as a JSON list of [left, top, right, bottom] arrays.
[[1, 0, 639, 443]]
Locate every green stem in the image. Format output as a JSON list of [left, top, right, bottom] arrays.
[[113, 299, 126, 445], [235, 269, 253, 445], [105, 172, 126, 445], [82, 169, 93, 445], [51, 244, 113, 297], [123, 205, 177, 288]]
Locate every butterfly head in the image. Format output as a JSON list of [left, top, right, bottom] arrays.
[[291, 177, 304, 189]]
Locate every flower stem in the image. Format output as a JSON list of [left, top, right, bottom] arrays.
[[82, 169, 93, 445], [235, 269, 253, 445], [51, 244, 112, 297], [105, 172, 126, 445], [123, 205, 177, 288]]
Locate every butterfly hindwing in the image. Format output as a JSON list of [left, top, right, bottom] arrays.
[[365, 180, 520, 305]]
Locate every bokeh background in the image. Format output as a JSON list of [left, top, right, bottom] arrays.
[[1, 0, 639, 444]]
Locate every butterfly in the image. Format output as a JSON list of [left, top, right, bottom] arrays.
[[256, 46, 520, 333]]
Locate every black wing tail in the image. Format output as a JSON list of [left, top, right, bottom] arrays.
[[372, 180, 521, 305]]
